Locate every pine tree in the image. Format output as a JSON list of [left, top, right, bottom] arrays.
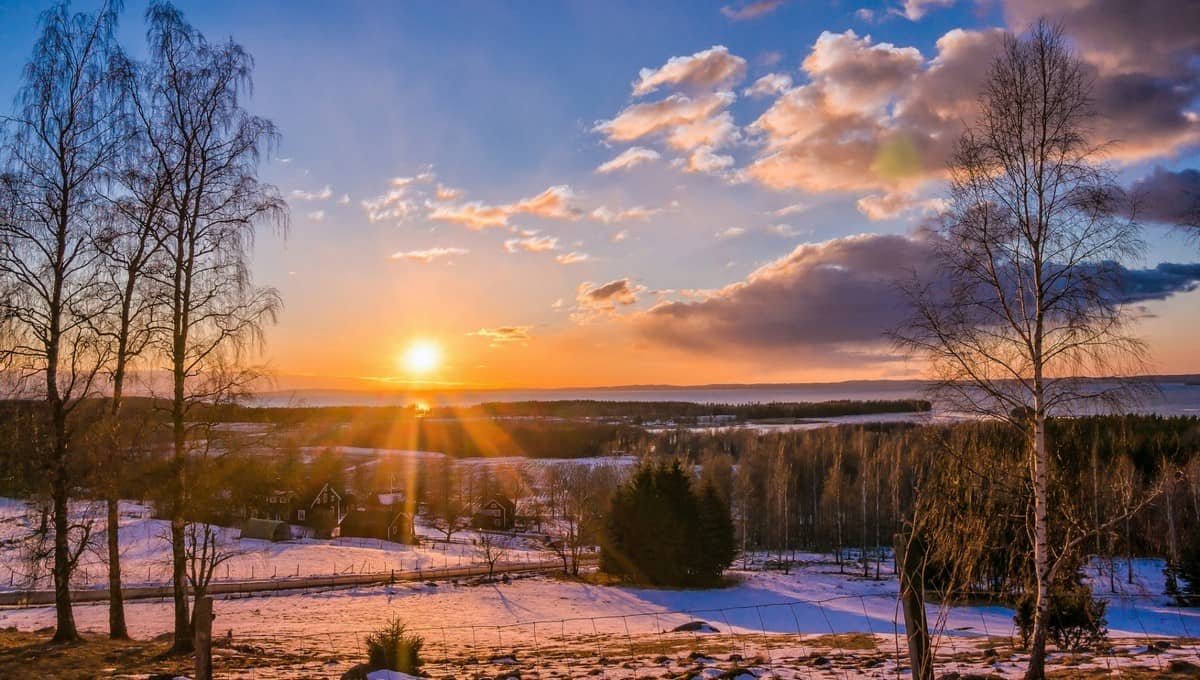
[[696, 483, 737, 583]]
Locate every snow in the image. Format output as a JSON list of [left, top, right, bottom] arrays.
[[0, 498, 550, 591], [365, 671, 420, 680], [2, 553, 1197, 678]]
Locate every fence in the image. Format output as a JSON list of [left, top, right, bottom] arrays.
[[0, 554, 593, 607], [201, 592, 1200, 679]]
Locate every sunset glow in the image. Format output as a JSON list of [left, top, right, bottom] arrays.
[[400, 340, 442, 376]]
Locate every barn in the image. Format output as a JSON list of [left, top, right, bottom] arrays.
[[341, 507, 416, 544], [241, 518, 291, 542]]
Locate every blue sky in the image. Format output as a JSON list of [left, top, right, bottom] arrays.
[[1, 0, 1197, 388]]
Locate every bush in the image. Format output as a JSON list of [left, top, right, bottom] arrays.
[[1015, 580, 1108, 651], [364, 619, 424, 674], [600, 462, 736, 587]]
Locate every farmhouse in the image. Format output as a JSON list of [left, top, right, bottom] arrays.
[[340, 506, 416, 544], [472, 494, 516, 531]]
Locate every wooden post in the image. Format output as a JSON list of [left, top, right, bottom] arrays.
[[194, 596, 214, 680], [895, 533, 932, 680]]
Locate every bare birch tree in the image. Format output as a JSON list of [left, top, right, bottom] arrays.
[[90, 97, 169, 638], [0, 0, 122, 643], [894, 22, 1147, 679], [131, 2, 286, 651]]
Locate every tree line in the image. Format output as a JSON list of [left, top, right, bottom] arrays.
[[0, 1, 283, 650]]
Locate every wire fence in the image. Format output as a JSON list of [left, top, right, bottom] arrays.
[[202, 592, 1200, 679]]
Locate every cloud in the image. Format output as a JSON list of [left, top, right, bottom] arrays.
[[720, 0, 785, 21], [636, 233, 931, 352], [306, 210, 326, 222], [596, 147, 661, 174], [389, 247, 469, 263], [595, 92, 735, 147], [1127, 168, 1200, 226], [1003, 0, 1200, 78], [363, 188, 420, 223], [504, 234, 560, 253], [677, 146, 735, 175], [634, 231, 1200, 356], [590, 205, 662, 224], [435, 184, 463, 201], [665, 111, 740, 151], [744, 8, 1200, 197], [900, 0, 955, 21], [556, 251, 591, 265], [467, 326, 532, 347], [509, 185, 581, 220], [744, 73, 793, 98], [612, 229, 630, 243], [631, 46, 747, 96], [428, 201, 511, 230], [765, 223, 809, 237], [771, 202, 809, 217], [361, 173, 438, 223], [1117, 263, 1200, 303], [291, 185, 333, 201], [855, 191, 947, 220], [575, 278, 643, 319], [430, 185, 580, 230], [716, 226, 746, 239]]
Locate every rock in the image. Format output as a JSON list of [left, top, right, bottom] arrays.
[[489, 654, 518, 664], [672, 621, 719, 633]]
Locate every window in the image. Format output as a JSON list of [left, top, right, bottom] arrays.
[[297, 509, 306, 521]]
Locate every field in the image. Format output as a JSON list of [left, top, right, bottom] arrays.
[[2, 510, 1198, 679]]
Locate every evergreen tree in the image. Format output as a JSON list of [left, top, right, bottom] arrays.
[[696, 482, 737, 582], [601, 462, 734, 586]]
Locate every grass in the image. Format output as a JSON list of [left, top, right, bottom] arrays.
[[0, 628, 340, 679]]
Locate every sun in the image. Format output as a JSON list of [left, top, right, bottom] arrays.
[[400, 340, 441, 375]]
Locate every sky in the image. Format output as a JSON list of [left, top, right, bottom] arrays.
[[1, 0, 1198, 390]]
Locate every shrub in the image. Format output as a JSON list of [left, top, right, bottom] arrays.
[[364, 619, 424, 674], [1015, 580, 1108, 651]]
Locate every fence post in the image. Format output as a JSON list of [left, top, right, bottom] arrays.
[[194, 596, 214, 680]]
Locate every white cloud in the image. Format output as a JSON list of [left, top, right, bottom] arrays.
[[291, 185, 333, 201], [899, 0, 954, 21], [556, 251, 591, 265], [771, 202, 809, 217], [306, 210, 326, 222], [632, 46, 747, 97], [677, 146, 735, 174], [744, 73, 794, 98], [590, 205, 662, 224], [389, 247, 469, 263], [504, 234, 560, 253], [595, 147, 662, 174]]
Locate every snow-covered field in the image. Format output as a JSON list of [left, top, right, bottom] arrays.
[[2, 551, 1198, 678], [0, 499, 549, 591], [3, 493, 1198, 677]]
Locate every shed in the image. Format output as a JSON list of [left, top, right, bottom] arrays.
[[241, 518, 291, 542]]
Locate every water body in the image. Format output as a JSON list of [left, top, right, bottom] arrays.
[[255, 377, 1200, 417]]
